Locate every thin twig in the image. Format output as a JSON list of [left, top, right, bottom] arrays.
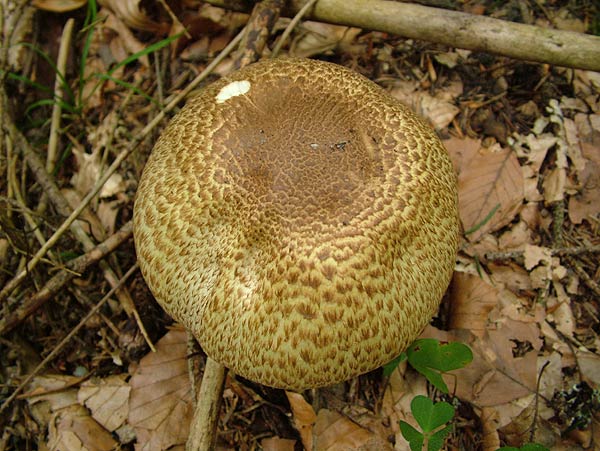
[[485, 244, 600, 261], [0, 27, 246, 303], [0, 220, 133, 336], [0, 264, 139, 416], [235, 0, 284, 69], [271, 0, 318, 57]]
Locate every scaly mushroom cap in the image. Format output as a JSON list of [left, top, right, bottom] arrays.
[[133, 58, 458, 391]]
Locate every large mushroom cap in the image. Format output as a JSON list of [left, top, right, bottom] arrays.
[[133, 57, 458, 391]]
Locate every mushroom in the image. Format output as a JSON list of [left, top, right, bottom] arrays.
[[133, 57, 458, 446]]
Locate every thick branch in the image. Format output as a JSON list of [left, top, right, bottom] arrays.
[[207, 0, 600, 72]]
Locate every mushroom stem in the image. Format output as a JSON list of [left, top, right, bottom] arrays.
[[186, 357, 227, 451]]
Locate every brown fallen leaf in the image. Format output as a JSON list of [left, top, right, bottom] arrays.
[[77, 374, 130, 432], [98, 0, 167, 33], [48, 404, 117, 451], [129, 328, 192, 451], [456, 141, 524, 241], [313, 409, 391, 451], [568, 143, 600, 224], [286, 391, 316, 450], [261, 436, 296, 451], [32, 0, 86, 12], [449, 272, 498, 337], [423, 321, 541, 407]]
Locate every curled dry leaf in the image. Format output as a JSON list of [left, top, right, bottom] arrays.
[[128, 328, 192, 451], [48, 404, 117, 451], [31, 0, 86, 12], [291, 22, 362, 58], [98, 0, 166, 33], [454, 141, 524, 242], [391, 82, 462, 131], [286, 391, 316, 450]]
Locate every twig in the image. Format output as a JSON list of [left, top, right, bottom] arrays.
[[158, 0, 191, 38], [0, 264, 139, 416], [485, 245, 600, 261], [0, 27, 246, 303], [565, 256, 600, 298], [235, 0, 284, 69], [0, 220, 133, 336], [205, 0, 600, 71], [531, 360, 550, 442], [271, 0, 318, 57], [186, 357, 227, 451]]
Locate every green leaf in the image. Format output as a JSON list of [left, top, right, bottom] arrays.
[[428, 424, 452, 451], [407, 339, 473, 393], [383, 352, 407, 377], [399, 421, 424, 451], [411, 396, 454, 432], [497, 445, 549, 451], [521, 445, 549, 451]]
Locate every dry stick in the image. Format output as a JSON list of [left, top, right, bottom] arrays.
[[186, 357, 228, 451], [565, 255, 600, 298], [485, 244, 600, 261], [158, 0, 191, 39], [235, 0, 284, 69], [0, 220, 133, 336], [0, 28, 245, 303], [206, 0, 600, 71], [0, 264, 139, 416], [8, 122, 155, 349], [271, 0, 319, 57]]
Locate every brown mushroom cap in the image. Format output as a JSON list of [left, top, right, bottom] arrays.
[[133, 57, 458, 391]]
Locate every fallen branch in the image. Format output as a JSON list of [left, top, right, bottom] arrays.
[[0, 220, 133, 336], [207, 0, 600, 71]]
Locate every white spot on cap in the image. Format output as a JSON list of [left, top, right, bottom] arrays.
[[216, 80, 251, 104]]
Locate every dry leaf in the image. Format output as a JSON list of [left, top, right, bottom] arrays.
[[32, 0, 86, 12], [479, 407, 501, 451], [568, 143, 600, 224], [523, 244, 552, 270], [286, 391, 316, 450], [104, 10, 150, 68], [489, 263, 533, 293], [456, 142, 524, 241], [498, 220, 531, 250], [418, 92, 460, 130], [77, 375, 130, 432], [27, 375, 81, 411], [129, 329, 192, 451], [424, 322, 541, 408], [98, 0, 166, 33], [291, 22, 361, 58], [577, 350, 600, 386], [261, 436, 296, 451], [313, 409, 386, 451], [449, 272, 498, 336], [48, 404, 117, 451]]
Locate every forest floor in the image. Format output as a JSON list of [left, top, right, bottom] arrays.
[[0, 1, 599, 450]]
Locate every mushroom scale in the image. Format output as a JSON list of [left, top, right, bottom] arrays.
[[133, 57, 459, 391]]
